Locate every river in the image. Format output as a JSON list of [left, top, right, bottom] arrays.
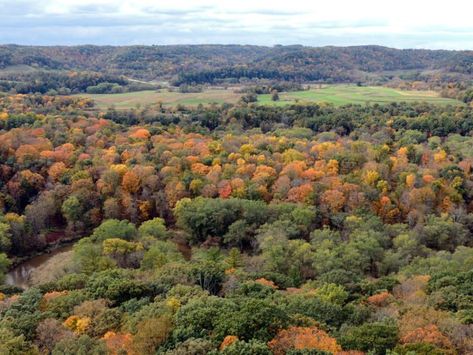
[[4, 236, 191, 289], [5, 244, 73, 289]]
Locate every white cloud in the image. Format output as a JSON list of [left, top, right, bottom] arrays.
[[0, 0, 472, 48]]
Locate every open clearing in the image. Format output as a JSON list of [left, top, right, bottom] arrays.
[[258, 85, 462, 106], [80, 85, 462, 110], [79, 89, 242, 109]]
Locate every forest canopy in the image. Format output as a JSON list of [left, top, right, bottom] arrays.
[[1, 44, 473, 85], [0, 51, 473, 354]]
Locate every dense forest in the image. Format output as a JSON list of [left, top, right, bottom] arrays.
[[1, 45, 473, 87], [0, 70, 159, 95], [0, 91, 472, 354]]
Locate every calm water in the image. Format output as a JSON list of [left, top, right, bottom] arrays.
[[4, 237, 191, 289], [5, 244, 73, 289]]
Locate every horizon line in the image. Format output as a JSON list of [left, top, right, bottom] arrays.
[[1, 43, 472, 51]]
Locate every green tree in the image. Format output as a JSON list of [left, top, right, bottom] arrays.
[[138, 217, 168, 240], [218, 339, 272, 354], [420, 215, 469, 251], [214, 298, 289, 342], [174, 296, 236, 341], [163, 338, 214, 355], [259, 232, 314, 285], [73, 238, 114, 274], [0, 253, 11, 283], [224, 248, 244, 269], [174, 197, 270, 245], [52, 335, 106, 355], [0, 327, 39, 355], [283, 294, 346, 328], [102, 238, 143, 268], [340, 321, 398, 355], [141, 241, 183, 270], [61, 196, 82, 223], [2, 288, 43, 341], [347, 230, 385, 276], [90, 219, 137, 242], [191, 261, 225, 295], [313, 283, 349, 305], [393, 343, 449, 355], [85, 269, 154, 304], [0, 221, 12, 253]]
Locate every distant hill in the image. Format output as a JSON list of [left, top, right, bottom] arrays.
[[1, 44, 473, 86]]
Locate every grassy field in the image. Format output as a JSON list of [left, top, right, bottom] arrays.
[[79, 89, 241, 109], [258, 85, 461, 106], [79, 85, 462, 110]]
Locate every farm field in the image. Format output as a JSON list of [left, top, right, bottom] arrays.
[[258, 85, 462, 106], [78, 89, 242, 109], [79, 85, 463, 109]]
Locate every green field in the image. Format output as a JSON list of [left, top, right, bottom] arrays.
[[258, 85, 462, 106], [80, 85, 462, 110]]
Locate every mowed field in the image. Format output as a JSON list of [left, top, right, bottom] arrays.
[[80, 85, 462, 110], [259, 85, 462, 106]]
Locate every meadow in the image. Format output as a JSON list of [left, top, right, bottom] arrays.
[[78, 84, 462, 110], [258, 85, 462, 106], [79, 88, 242, 109]]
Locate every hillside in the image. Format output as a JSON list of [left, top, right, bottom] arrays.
[[1, 44, 473, 85]]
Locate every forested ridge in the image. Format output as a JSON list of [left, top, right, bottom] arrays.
[[1, 44, 473, 85], [0, 91, 472, 354]]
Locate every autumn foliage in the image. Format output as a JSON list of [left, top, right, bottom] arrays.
[[220, 335, 239, 350], [1, 91, 473, 354], [268, 326, 342, 355], [255, 278, 278, 289], [366, 291, 392, 307], [400, 324, 452, 349], [63, 315, 91, 334], [102, 331, 134, 355]]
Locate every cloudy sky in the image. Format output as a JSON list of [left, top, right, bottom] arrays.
[[1, 0, 473, 49]]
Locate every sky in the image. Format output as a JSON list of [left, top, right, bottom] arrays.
[[1, 0, 473, 49]]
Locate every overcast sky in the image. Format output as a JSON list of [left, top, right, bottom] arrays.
[[1, 0, 473, 49]]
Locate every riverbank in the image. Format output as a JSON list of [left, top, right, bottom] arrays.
[[7, 237, 80, 268], [4, 232, 192, 289], [5, 243, 75, 289]]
